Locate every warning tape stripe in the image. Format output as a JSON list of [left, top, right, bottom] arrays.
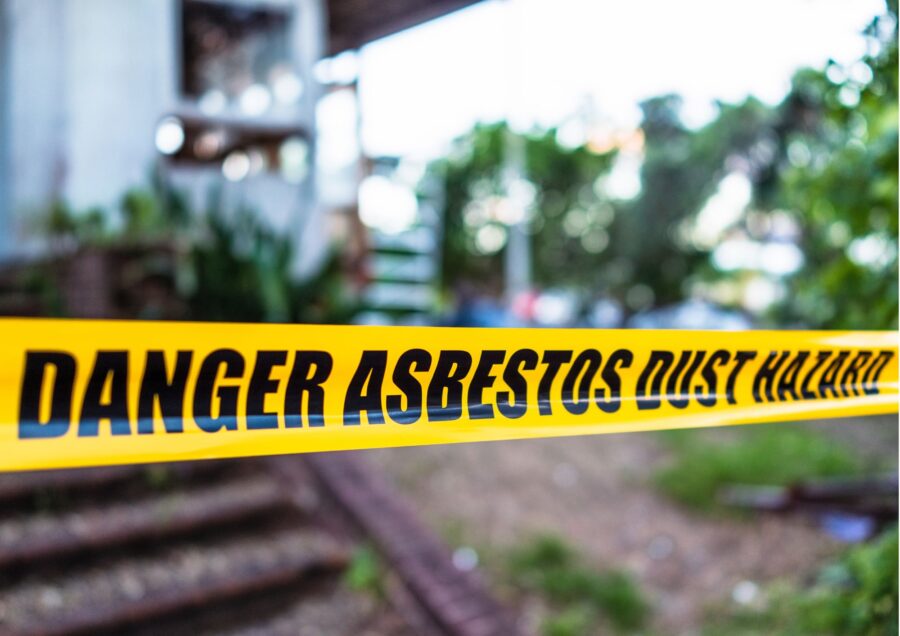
[[0, 318, 896, 471]]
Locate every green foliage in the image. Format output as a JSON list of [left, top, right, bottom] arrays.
[[508, 535, 648, 633], [188, 199, 294, 322], [766, 7, 899, 329], [706, 527, 898, 636], [430, 98, 786, 315], [143, 465, 174, 491], [39, 181, 357, 324], [429, 5, 897, 327], [10, 265, 65, 316], [344, 545, 384, 597], [432, 123, 616, 293], [654, 427, 862, 510], [45, 170, 192, 245], [615, 95, 775, 308], [187, 192, 357, 324], [45, 200, 110, 245], [120, 183, 190, 239], [542, 605, 595, 636]]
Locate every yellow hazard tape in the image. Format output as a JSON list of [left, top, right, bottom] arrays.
[[0, 318, 896, 471]]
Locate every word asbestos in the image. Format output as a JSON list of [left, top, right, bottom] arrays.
[[18, 347, 893, 439]]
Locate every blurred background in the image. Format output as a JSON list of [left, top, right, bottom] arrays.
[[0, 0, 897, 634]]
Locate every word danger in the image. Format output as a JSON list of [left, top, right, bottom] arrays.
[[16, 347, 893, 438]]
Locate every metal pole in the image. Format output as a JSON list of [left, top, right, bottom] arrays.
[[502, 0, 531, 307]]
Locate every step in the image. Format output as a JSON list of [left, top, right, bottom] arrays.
[[0, 477, 294, 569], [0, 461, 234, 507], [0, 530, 347, 636], [201, 580, 414, 636]]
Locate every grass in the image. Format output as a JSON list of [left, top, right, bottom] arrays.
[[704, 527, 898, 636], [143, 465, 174, 490], [507, 534, 648, 634], [344, 545, 385, 597], [653, 426, 863, 510]]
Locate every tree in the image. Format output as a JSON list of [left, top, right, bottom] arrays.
[[431, 123, 616, 295], [766, 4, 898, 329]]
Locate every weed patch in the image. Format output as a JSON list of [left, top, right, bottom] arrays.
[[507, 535, 648, 634], [705, 527, 898, 636], [344, 545, 385, 597], [654, 427, 862, 510]]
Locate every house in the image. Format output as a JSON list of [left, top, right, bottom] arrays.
[[0, 0, 477, 278]]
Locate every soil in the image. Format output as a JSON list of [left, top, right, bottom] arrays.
[[361, 415, 898, 634]]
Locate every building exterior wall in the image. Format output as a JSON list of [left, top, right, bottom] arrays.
[[0, 2, 10, 256], [5, 0, 67, 253], [1, 0, 326, 277], [62, 0, 177, 212]]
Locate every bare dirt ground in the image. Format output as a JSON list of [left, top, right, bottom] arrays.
[[362, 415, 898, 634]]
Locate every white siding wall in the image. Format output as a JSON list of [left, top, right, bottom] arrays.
[[1, 0, 327, 278], [62, 0, 177, 212], [5, 0, 66, 253]]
